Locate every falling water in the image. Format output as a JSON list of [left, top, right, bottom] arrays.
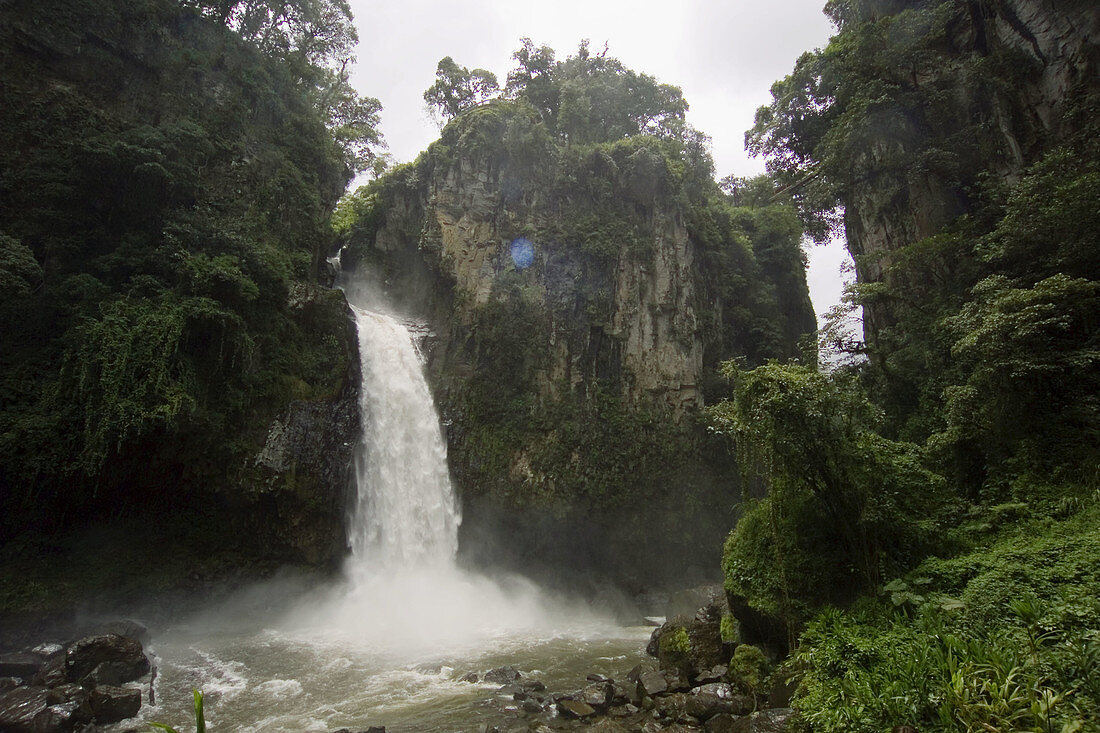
[[133, 276, 649, 731], [348, 307, 459, 568]]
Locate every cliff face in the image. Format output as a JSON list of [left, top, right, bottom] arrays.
[[342, 102, 816, 583], [842, 0, 1100, 342]]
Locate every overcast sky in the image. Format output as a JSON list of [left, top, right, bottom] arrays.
[[345, 0, 852, 323]]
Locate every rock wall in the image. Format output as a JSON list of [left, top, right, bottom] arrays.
[[845, 0, 1100, 344], [343, 106, 815, 584]]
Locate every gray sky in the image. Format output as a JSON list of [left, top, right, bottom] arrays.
[[345, 0, 852, 323]]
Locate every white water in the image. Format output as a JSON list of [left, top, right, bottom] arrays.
[[119, 277, 650, 732]]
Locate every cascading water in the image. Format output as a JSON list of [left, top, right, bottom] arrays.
[[348, 307, 459, 569], [135, 274, 648, 732]]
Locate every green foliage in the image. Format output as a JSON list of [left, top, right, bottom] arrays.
[[0, 0, 369, 535], [423, 56, 500, 121], [728, 644, 769, 696], [711, 362, 946, 639], [794, 505, 1100, 733]]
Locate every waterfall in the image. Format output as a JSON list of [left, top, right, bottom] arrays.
[[347, 306, 460, 569]]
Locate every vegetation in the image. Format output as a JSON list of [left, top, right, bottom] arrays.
[[0, 0, 381, 546], [709, 0, 1100, 730]]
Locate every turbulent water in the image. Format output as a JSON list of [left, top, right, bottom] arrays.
[[122, 278, 650, 732]]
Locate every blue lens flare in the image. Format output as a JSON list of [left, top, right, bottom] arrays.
[[510, 237, 535, 270]]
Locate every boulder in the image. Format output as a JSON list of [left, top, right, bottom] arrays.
[[582, 681, 612, 710], [0, 677, 22, 692], [482, 666, 521, 685], [685, 690, 733, 721], [32, 701, 88, 732], [458, 671, 479, 683], [636, 670, 668, 697], [697, 664, 728, 683], [30, 644, 63, 659], [0, 653, 43, 679], [521, 698, 543, 713], [706, 713, 748, 733], [89, 685, 140, 723], [665, 585, 725, 620], [32, 657, 66, 689], [747, 708, 795, 733], [651, 614, 725, 681], [65, 635, 149, 686], [652, 692, 692, 723], [94, 620, 149, 645], [0, 685, 48, 733], [556, 698, 596, 719]]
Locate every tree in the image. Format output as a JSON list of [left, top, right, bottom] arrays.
[[423, 56, 500, 122]]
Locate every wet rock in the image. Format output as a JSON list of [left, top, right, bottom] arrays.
[[625, 663, 654, 683], [697, 665, 728, 684], [65, 636, 149, 686], [746, 708, 794, 733], [89, 685, 140, 724], [0, 685, 48, 732], [582, 681, 612, 710], [665, 585, 725, 620], [556, 698, 597, 719], [94, 620, 149, 645], [705, 713, 747, 733], [0, 653, 44, 679], [586, 672, 610, 683], [32, 657, 66, 689], [585, 720, 631, 732], [637, 670, 668, 697], [652, 615, 725, 681], [33, 700, 90, 732], [482, 665, 521, 685], [664, 672, 692, 693], [685, 690, 733, 721], [653, 692, 692, 723], [728, 694, 755, 716], [30, 644, 64, 659], [520, 678, 546, 693], [610, 681, 634, 706], [521, 698, 543, 713], [459, 671, 479, 683]]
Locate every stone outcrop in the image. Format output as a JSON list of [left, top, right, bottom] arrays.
[[844, 0, 1100, 345], [249, 285, 361, 565], [343, 106, 816, 583]]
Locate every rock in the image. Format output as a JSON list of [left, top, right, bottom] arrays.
[[665, 585, 725, 620], [652, 614, 725, 681], [521, 698, 543, 713], [664, 672, 692, 693], [685, 690, 732, 721], [582, 681, 612, 710], [89, 685, 140, 724], [728, 694, 755, 716], [694, 682, 734, 699], [520, 678, 546, 693], [706, 713, 748, 733], [94, 620, 149, 645], [625, 663, 653, 683], [652, 692, 691, 722], [697, 665, 728, 684], [482, 665, 521, 685], [29, 644, 64, 659], [746, 708, 794, 733], [610, 681, 634, 706], [33, 700, 89, 732], [586, 672, 610, 683], [0, 685, 48, 732], [31, 657, 66, 689], [65, 636, 149, 686], [45, 683, 89, 710], [0, 653, 44, 679], [0, 677, 23, 692], [636, 670, 668, 697], [556, 698, 597, 719], [585, 720, 630, 732], [767, 669, 798, 709], [458, 671, 479, 683]]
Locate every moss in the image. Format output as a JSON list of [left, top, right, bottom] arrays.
[[720, 613, 740, 643], [728, 644, 768, 694]]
